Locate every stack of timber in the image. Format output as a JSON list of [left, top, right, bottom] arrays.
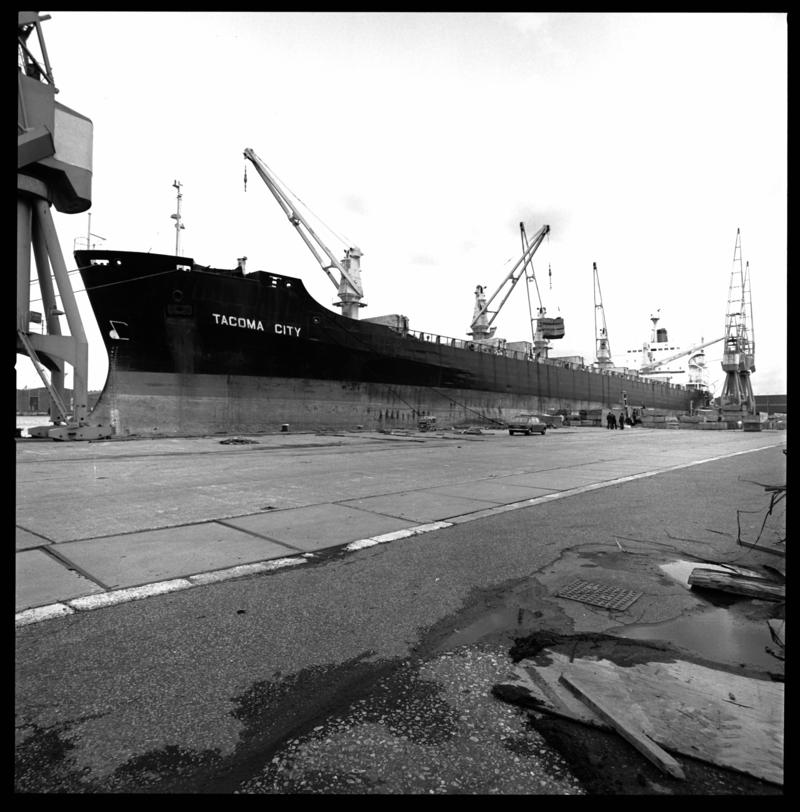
[[493, 651, 783, 786]]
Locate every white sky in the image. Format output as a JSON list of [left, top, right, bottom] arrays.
[[20, 11, 787, 397]]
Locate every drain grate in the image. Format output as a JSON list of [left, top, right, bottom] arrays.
[[556, 579, 642, 611]]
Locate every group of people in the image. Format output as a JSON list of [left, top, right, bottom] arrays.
[[606, 411, 631, 430]]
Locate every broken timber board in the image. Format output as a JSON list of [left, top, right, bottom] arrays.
[[559, 672, 686, 780], [500, 653, 783, 786], [688, 568, 785, 602], [767, 619, 785, 648], [736, 539, 786, 558]]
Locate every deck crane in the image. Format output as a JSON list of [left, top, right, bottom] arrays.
[[719, 228, 756, 414], [469, 224, 563, 357], [592, 262, 613, 368], [638, 335, 725, 376], [243, 148, 366, 319]]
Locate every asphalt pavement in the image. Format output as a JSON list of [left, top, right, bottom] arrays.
[[15, 425, 787, 793]]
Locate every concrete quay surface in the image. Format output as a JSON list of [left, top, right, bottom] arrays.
[[15, 425, 786, 623]]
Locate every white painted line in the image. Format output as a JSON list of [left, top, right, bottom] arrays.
[[346, 521, 454, 551], [188, 557, 305, 585], [68, 578, 193, 610], [15, 603, 74, 627], [408, 521, 453, 534]]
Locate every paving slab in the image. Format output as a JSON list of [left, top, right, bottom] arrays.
[[52, 522, 300, 591], [429, 481, 557, 503], [503, 471, 614, 491], [341, 490, 503, 522], [222, 503, 416, 549], [16, 549, 104, 612], [16, 527, 53, 551]]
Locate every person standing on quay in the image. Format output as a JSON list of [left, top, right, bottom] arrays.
[[607, 411, 616, 429], [618, 412, 625, 430]]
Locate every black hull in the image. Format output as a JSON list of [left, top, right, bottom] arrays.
[[76, 250, 707, 437]]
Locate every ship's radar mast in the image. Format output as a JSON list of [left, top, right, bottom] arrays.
[[171, 180, 185, 256], [243, 147, 366, 318], [719, 228, 756, 414]]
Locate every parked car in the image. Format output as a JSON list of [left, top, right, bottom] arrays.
[[506, 413, 547, 436], [536, 413, 564, 428]]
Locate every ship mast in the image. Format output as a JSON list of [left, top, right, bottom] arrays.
[[171, 180, 185, 256]]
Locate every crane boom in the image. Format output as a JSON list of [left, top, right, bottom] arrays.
[[593, 262, 613, 367], [639, 335, 724, 374], [470, 224, 550, 334], [243, 148, 365, 316]]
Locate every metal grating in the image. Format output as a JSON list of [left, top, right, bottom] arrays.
[[556, 579, 642, 611]]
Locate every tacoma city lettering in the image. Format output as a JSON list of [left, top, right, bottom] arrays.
[[274, 324, 302, 337], [212, 313, 265, 331]]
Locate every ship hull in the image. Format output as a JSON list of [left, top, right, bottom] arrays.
[[77, 250, 706, 437]]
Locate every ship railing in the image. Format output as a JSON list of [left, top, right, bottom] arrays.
[[407, 329, 577, 365], [405, 329, 688, 390]]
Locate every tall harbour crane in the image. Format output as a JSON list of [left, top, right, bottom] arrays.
[[243, 148, 366, 319], [719, 228, 756, 414], [17, 12, 110, 439]]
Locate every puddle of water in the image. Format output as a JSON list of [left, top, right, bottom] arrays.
[[614, 608, 779, 670], [439, 606, 524, 650]]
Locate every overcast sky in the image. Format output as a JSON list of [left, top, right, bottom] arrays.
[[20, 11, 786, 396]]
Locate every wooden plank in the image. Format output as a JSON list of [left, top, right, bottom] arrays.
[[559, 672, 686, 780], [688, 567, 785, 601], [508, 653, 784, 785], [736, 539, 786, 558], [764, 563, 786, 580], [768, 619, 785, 648]]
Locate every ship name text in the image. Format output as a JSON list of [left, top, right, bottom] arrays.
[[211, 313, 302, 337], [212, 313, 265, 331], [274, 323, 302, 337]]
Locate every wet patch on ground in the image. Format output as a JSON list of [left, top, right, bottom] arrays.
[[237, 645, 584, 795], [15, 722, 100, 793]]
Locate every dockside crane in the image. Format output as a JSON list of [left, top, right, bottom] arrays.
[[592, 262, 613, 368], [469, 223, 563, 357], [243, 148, 366, 319], [17, 12, 110, 440], [719, 228, 756, 414]]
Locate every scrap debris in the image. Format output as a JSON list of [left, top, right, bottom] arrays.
[[494, 649, 784, 786], [558, 672, 686, 780], [687, 568, 785, 602]]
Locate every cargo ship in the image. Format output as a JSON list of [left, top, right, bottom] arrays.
[[75, 253, 708, 437], [73, 150, 707, 437]]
